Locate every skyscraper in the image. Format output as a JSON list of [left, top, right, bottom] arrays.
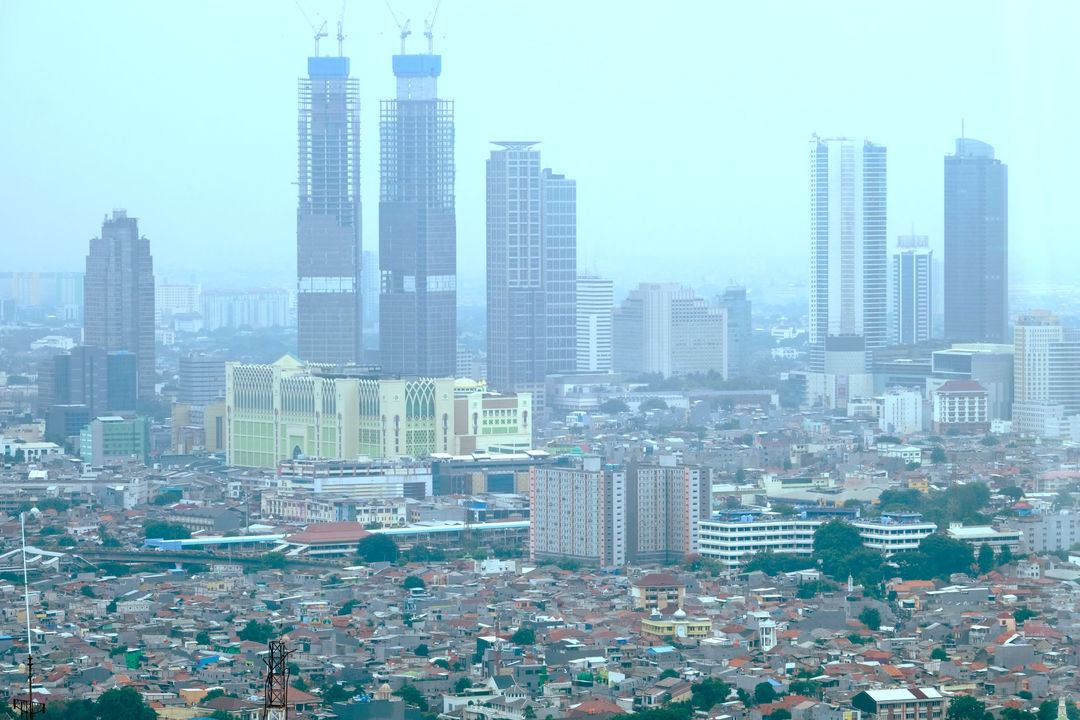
[[297, 55, 362, 365], [717, 285, 751, 378], [576, 275, 614, 373], [1012, 310, 1080, 436], [83, 210, 155, 403], [613, 284, 726, 379], [808, 136, 887, 372], [379, 52, 456, 376], [944, 138, 1008, 343], [486, 143, 577, 398], [892, 234, 933, 345]]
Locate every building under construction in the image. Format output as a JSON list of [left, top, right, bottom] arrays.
[[378, 50, 457, 378]]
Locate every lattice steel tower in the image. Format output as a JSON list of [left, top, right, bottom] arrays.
[[379, 49, 456, 377], [261, 640, 294, 720], [297, 54, 363, 365]]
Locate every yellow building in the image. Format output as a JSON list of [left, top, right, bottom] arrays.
[[641, 610, 712, 640]]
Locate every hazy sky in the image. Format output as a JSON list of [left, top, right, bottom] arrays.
[[2, 1, 1078, 304]]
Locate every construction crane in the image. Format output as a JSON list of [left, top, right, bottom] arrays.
[[424, 0, 443, 54], [337, 0, 347, 56], [384, 0, 412, 54], [294, 0, 329, 55]]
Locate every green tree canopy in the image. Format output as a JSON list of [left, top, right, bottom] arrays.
[[511, 627, 536, 645], [238, 620, 277, 643], [946, 695, 986, 720], [358, 533, 399, 563], [143, 520, 190, 540], [599, 398, 630, 414], [858, 607, 881, 631], [402, 575, 426, 590], [753, 681, 778, 705], [393, 684, 428, 712], [977, 544, 995, 574]]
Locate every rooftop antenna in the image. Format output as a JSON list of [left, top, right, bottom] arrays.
[[424, 0, 443, 54], [384, 0, 411, 53], [11, 513, 43, 720], [294, 0, 329, 55]]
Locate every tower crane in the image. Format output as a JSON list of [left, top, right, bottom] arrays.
[[294, 0, 328, 55], [424, 0, 443, 54], [384, 0, 412, 54]]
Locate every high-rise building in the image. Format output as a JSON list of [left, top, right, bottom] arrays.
[[576, 275, 613, 373], [944, 138, 1008, 343], [529, 456, 708, 568], [379, 52, 456, 376], [40, 346, 108, 417], [361, 249, 380, 338], [199, 288, 290, 330], [83, 210, 155, 403], [613, 283, 726, 378], [892, 235, 933, 345], [486, 143, 577, 400], [155, 283, 199, 325], [1011, 310, 1080, 436], [106, 351, 137, 414], [809, 136, 887, 372], [179, 353, 226, 406], [297, 55, 362, 365], [717, 285, 751, 378]]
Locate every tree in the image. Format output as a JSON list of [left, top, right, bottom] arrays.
[[357, 533, 399, 563], [930, 446, 947, 464], [771, 710, 792, 720], [659, 669, 680, 680], [691, 677, 730, 709], [319, 684, 351, 705], [106, 599, 117, 613], [1001, 486, 1024, 501], [639, 397, 668, 412], [599, 398, 629, 414], [238, 620, 277, 643], [813, 520, 864, 577], [402, 575, 426, 590], [80, 584, 96, 597], [196, 630, 211, 646], [523, 706, 537, 720], [204, 689, 226, 702], [414, 643, 429, 656], [96, 686, 158, 720], [858, 607, 881, 631], [931, 647, 949, 661], [997, 544, 1013, 566], [394, 684, 428, 712], [454, 677, 472, 694], [511, 627, 536, 645], [261, 552, 287, 570], [152, 490, 182, 505], [977, 544, 995, 574], [143, 520, 191, 540], [1013, 606, 1037, 624], [946, 696, 986, 720], [754, 681, 777, 705], [788, 679, 819, 698]]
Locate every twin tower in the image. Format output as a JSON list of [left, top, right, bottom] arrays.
[[297, 50, 455, 375]]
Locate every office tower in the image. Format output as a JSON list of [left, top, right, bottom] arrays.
[[576, 275, 614, 373], [1012, 310, 1080, 436], [361, 249, 380, 336], [486, 143, 578, 398], [808, 136, 887, 372], [717, 285, 751, 378], [297, 55, 362, 365], [40, 346, 108, 417], [892, 235, 933, 345], [83, 210, 155, 403], [179, 353, 226, 405], [379, 51, 456, 376], [944, 138, 1008, 343], [106, 352, 138, 413], [613, 283, 726, 378], [931, 344, 1014, 420]]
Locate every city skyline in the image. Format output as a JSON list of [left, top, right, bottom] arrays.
[[2, 2, 1077, 297]]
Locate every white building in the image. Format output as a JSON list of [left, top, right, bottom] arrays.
[[880, 387, 923, 434], [809, 136, 888, 373], [945, 523, 1022, 552], [200, 288, 290, 330], [892, 235, 933, 345], [698, 511, 822, 568], [851, 513, 936, 556], [613, 283, 727, 379], [1013, 310, 1080, 436], [576, 275, 614, 373], [155, 283, 199, 325]]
